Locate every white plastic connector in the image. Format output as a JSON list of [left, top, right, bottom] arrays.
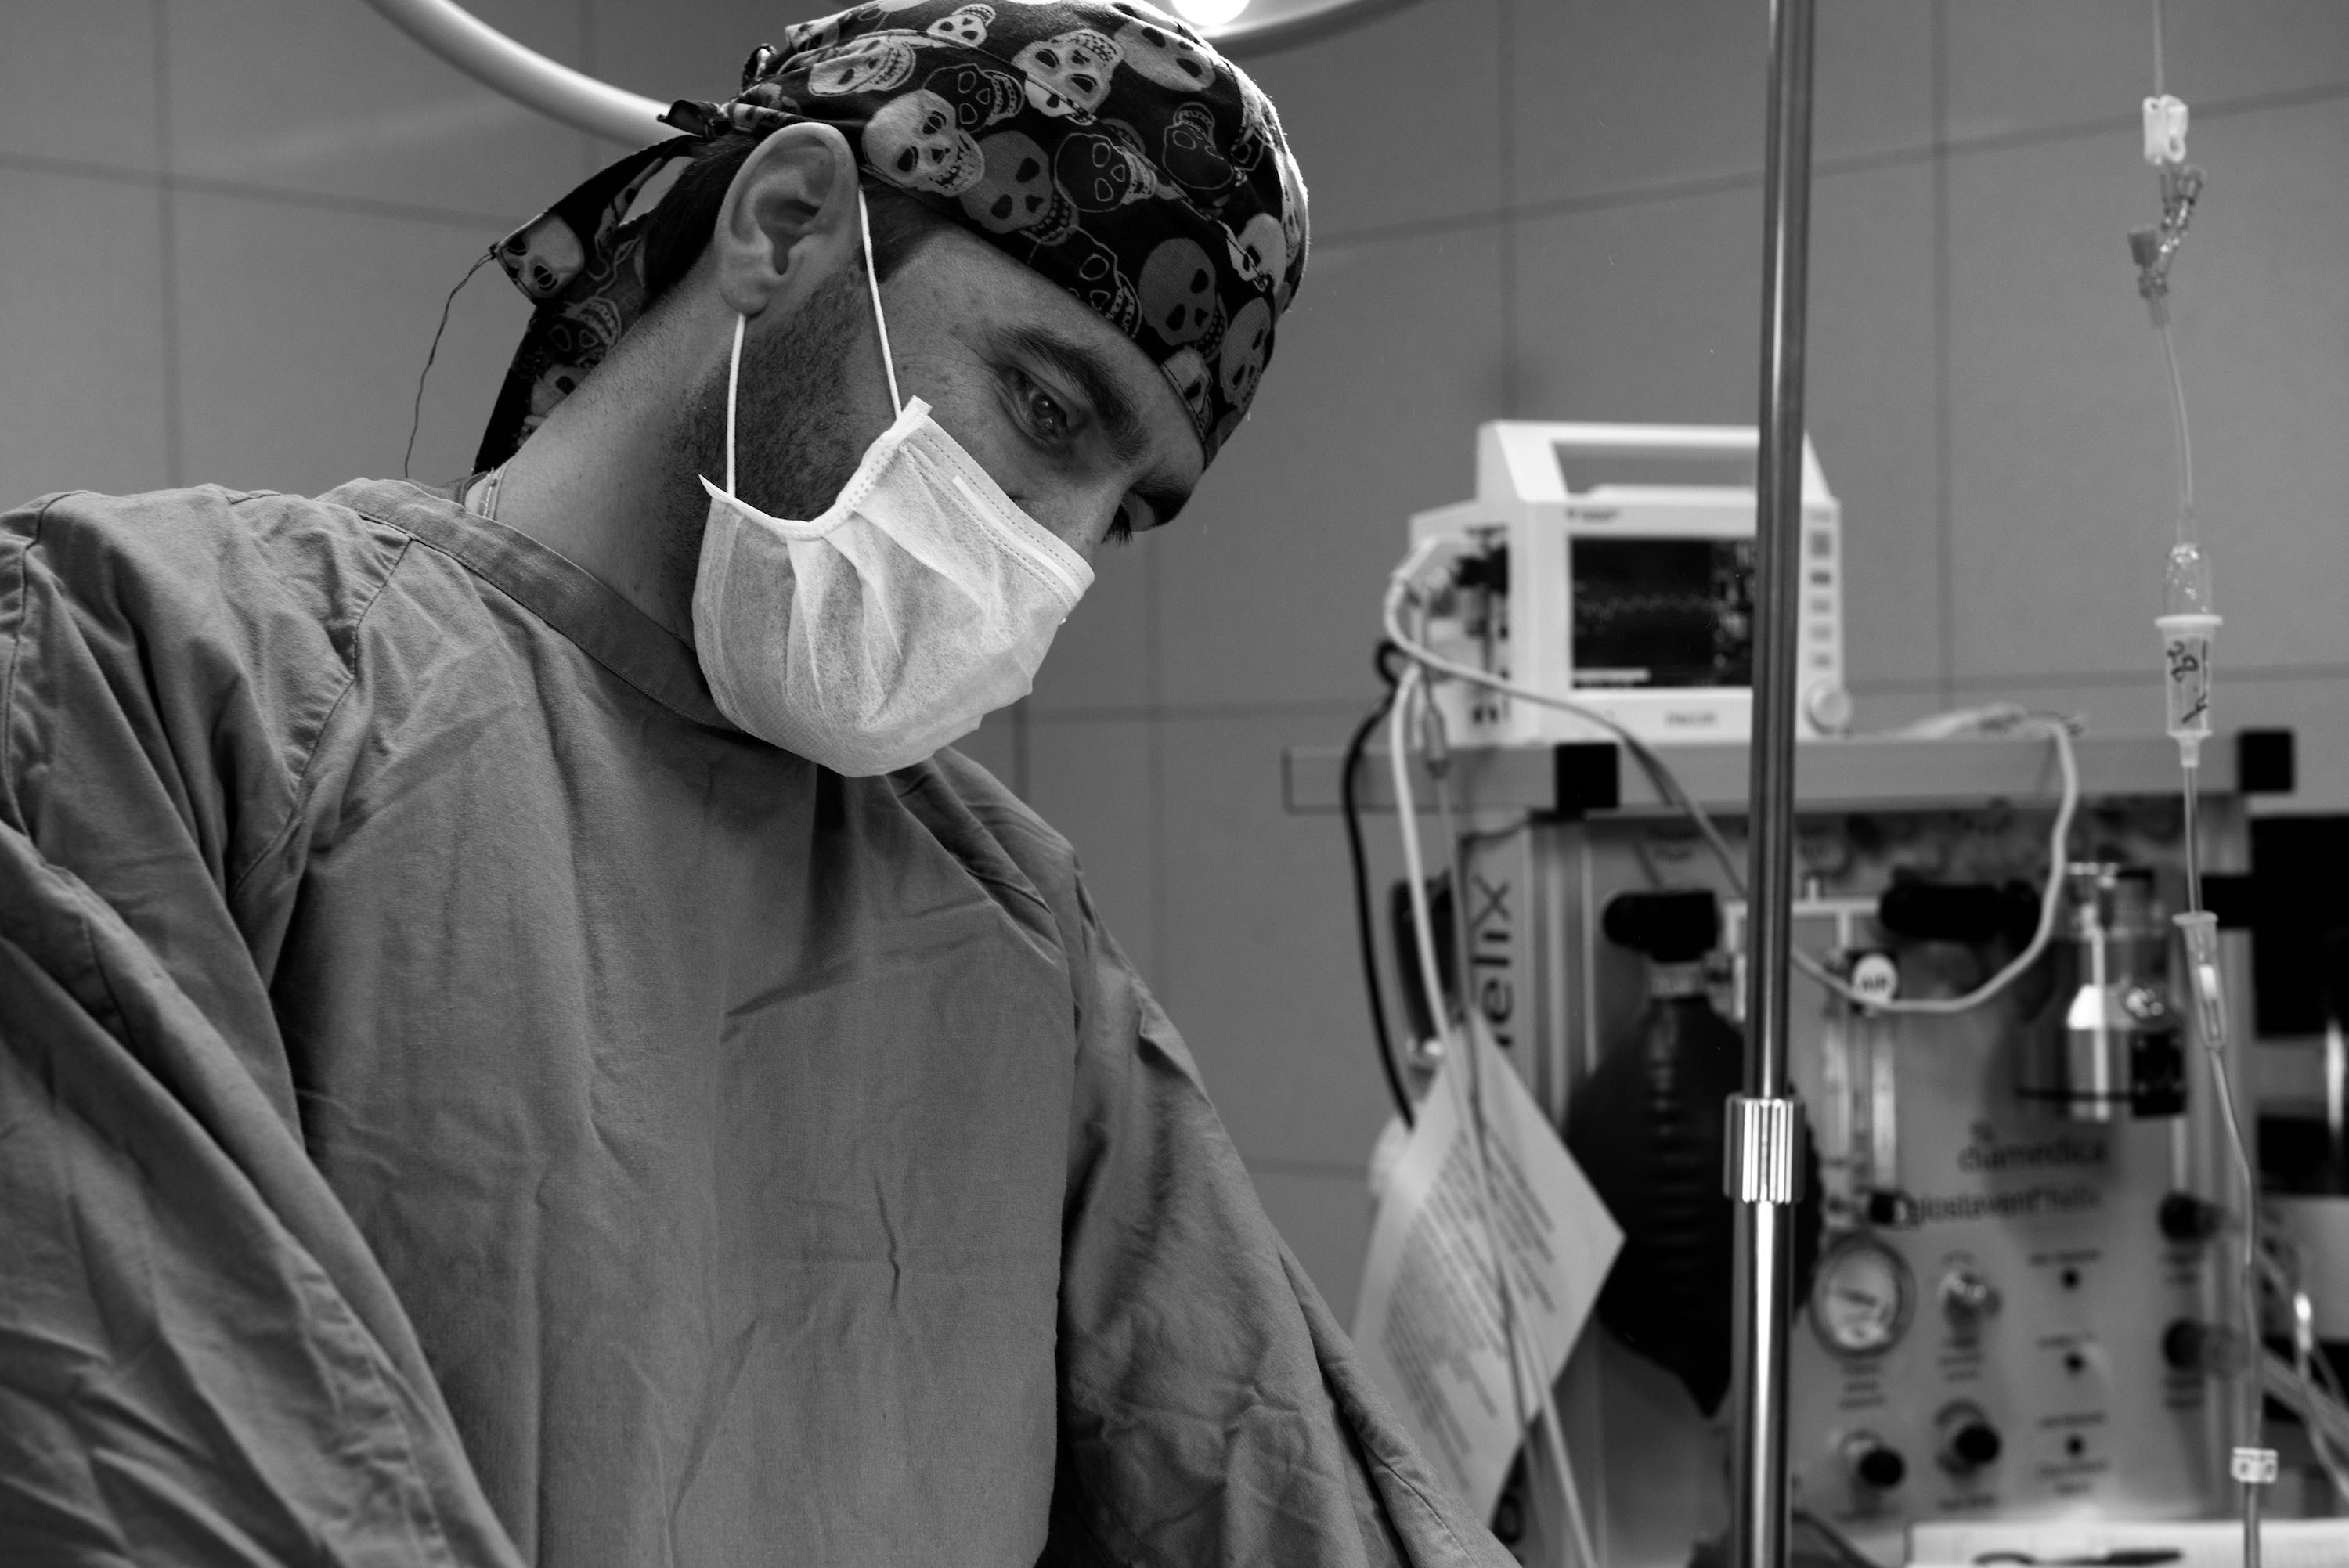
[[2176, 910, 2228, 1051], [2231, 1446, 2280, 1485], [2144, 95, 2190, 165]]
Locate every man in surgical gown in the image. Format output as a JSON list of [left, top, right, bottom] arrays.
[[0, 3, 1510, 1565]]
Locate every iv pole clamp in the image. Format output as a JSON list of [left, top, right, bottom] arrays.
[[1730, 2, 1816, 1566]]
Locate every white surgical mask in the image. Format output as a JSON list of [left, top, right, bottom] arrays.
[[691, 193, 1094, 776]]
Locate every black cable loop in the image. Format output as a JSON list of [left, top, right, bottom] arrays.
[[1344, 640, 1413, 1125]]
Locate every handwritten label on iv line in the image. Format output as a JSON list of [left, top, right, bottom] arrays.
[[1351, 1017, 1620, 1520], [2165, 638, 2210, 728]]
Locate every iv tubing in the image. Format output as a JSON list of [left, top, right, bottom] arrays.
[[2159, 318, 2197, 546], [2142, 5, 2258, 1544], [2192, 872, 2264, 1568], [1388, 669, 1599, 1568], [2181, 763, 2203, 917], [2152, 0, 2167, 99]]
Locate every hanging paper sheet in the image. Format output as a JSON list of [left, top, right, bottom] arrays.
[[1351, 1018, 1622, 1519]]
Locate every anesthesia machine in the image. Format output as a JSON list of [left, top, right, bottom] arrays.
[[1288, 416, 2342, 1566]]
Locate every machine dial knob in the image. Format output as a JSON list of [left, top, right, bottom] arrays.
[[2163, 1317, 2246, 1376], [1936, 1403, 2002, 1473], [1842, 1433, 1906, 1491], [1939, 1266, 2001, 1330], [2160, 1191, 2225, 1244]]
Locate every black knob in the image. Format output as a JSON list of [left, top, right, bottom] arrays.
[[2160, 1191, 2225, 1243], [1949, 1422, 2001, 1469], [1865, 1190, 1915, 1227], [1854, 1445, 1906, 1490], [2163, 1317, 2245, 1375], [1936, 1403, 2003, 1473], [1601, 890, 1720, 964]]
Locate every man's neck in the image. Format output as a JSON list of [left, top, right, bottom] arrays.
[[485, 330, 717, 643]]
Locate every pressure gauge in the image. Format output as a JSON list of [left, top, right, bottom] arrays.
[[1811, 1235, 1914, 1358]]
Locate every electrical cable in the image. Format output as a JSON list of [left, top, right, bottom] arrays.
[[403, 246, 498, 480], [1428, 738, 1600, 1568], [1389, 671, 1449, 1125], [1344, 643, 1412, 1125], [2308, 1322, 2349, 1504], [2262, 1348, 2349, 1463], [1380, 548, 2082, 1018], [1388, 668, 1599, 1568], [2261, 1245, 2349, 1504]]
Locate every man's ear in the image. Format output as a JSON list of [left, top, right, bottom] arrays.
[[709, 123, 864, 321]]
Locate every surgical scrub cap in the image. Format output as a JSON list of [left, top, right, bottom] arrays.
[[476, 0, 1309, 473]]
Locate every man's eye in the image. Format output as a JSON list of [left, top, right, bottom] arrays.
[[1012, 370, 1073, 442]]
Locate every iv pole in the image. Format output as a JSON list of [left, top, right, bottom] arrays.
[[1728, 1, 1816, 1564]]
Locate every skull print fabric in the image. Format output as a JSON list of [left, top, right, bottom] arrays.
[[477, 0, 1308, 474]]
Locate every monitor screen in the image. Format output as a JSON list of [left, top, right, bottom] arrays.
[[1570, 539, 1755, 689]]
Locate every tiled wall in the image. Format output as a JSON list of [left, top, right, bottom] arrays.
[[6, 1, 2345, 1324]]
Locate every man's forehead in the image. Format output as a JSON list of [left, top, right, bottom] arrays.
[[474, 0, 1307, 477]]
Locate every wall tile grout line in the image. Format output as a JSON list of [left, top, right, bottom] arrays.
[[1932, 0, 1954, 710], [1308, 75, 2349, 254], [1027, 697, 1371, 726], [0, 150, 172, 193], [1497, 0, 1519, 418], [0, 150, 521, 234], [576, 0, 602, 182], [155, 0, 183, 489], [1018, 655, 2349, 729], [1854, 661, 2349, 696]]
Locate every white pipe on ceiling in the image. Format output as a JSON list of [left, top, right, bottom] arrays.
[[363, 0, 1432, 142], [359, 0, 669, 146]]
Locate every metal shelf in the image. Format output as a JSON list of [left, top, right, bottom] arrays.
[[1283, 730, 2277, 817]]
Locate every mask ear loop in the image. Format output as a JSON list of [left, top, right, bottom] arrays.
[[723, 186, 897, 500], [726, 312, 745, 497], [855, 189, 903, 415]]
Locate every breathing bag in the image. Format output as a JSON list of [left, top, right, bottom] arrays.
[[1564, 889, 1821, 1417]]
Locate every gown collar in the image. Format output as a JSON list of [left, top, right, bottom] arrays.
[[324, 477, 733, 733]]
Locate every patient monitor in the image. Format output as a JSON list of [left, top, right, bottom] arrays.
[[1409, 422, 1846, 747]]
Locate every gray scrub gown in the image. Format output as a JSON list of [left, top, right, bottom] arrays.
[[0, 480, 1510, 1567]]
